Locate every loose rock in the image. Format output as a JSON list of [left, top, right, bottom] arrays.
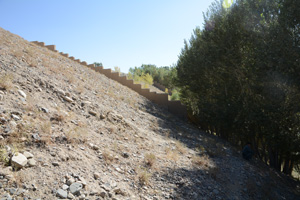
[[27, 158, 36, 167], [63, 96, 73, 103], [69, 182, 83, 195], [23, 151, 34, 159], [88, 110, 97, 116], [11, 153, 27, 169], [56, 189, 68, 199], [18, 90, 26, 98]]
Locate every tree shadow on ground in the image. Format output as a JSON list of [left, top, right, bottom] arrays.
[[142, 101, 300, 200]]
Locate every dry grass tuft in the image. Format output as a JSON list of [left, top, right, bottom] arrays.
[[65, 126, 88, 144], [0, 147, 10, 165], [40, 121, 52, 135], [175, 141, 187, 154], [102, 150, 115, 164], [0, 73, 14, 90], [165, 147, 179, 162], [144, 153, 156, 168], [136, 167, 151, 186], [191, 154, 211, 168], [50, 112, 66, 124], [38, 121, 53, 145]]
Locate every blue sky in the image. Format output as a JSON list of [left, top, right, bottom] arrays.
[[0, 0, 215, 73]]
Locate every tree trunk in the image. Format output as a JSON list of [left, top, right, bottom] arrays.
[[268, 146, 280, 171], [283, 156, 294, 175]]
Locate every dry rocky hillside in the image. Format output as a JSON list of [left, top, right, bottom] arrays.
[[0, 27, 299, 200]]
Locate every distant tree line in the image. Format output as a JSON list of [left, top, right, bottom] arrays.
[[175, 0, 300, 175], [93, 62, 103, 67], [128, 65, 180, 99]]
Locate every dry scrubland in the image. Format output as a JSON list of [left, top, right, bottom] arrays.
[[0, 27, 299, 200]]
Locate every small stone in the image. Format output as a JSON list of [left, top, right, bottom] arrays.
[[115, 167, 122, 173], [0, 94, 3, 101], [52, 162, 59, 166], [9, 188, 16, 195], [56, 89, 65, 96], [89, 190, 99, 196], [11, 153, 27, 169], [23, 151, 34, 159], [78, 177, 87, 187], [101, 183, 112, 191], [122, 152, 129, 158], [100, 114, 106, 119], [63, 96, 73, 103], [114, 187, 126, 196], [32, 183, 37, 191], [56, 189, 68, 198], [69, 182, 83, 195], [88, 110, 97, 116], [27, 158, 36, 167], [11, 114, 20, 121], [62, 184, 69, 190], [67, 193, 75, 199], [99, 188, 107, 198], [0, 117, 6, 123], [94, 172, 101, 180], [89, 143, 99, 150], [66, 177, 75, 186], [41, 107, 48, 113], [81, 101, 91, 107], [18, 90, 27, 98], [50, 151, 56, 157], [32, 133, 41, 142]]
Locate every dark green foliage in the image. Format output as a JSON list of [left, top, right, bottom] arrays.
[[176, 0, 300, 175]]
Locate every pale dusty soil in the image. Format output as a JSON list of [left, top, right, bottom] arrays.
[[0, 27, 299, 200]]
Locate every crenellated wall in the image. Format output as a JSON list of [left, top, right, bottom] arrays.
[[31, 41, 187, 119]]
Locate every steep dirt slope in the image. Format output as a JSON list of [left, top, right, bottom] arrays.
[[0, 27, 299, 200]]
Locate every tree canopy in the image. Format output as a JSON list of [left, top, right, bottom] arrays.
[[175, 0, 300, 175]]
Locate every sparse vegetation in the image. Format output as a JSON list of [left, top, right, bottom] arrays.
[[191, 154, 210, 168], [144, 153, 156, 167], [102, 149, 115, 164], [0, 73, 14, 90], [65, 126, 88, 143], [165, 147, 179, 162], [0, 147, 9, 165], [175, 141, 187, 154], [40, 121, 52, 135], [136, 167, 151, 186]]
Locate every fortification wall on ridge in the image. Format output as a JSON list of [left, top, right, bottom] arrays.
[[31, 41, 187, 119]]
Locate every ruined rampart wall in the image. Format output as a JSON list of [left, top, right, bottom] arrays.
[[31, 41, 187, 119]]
